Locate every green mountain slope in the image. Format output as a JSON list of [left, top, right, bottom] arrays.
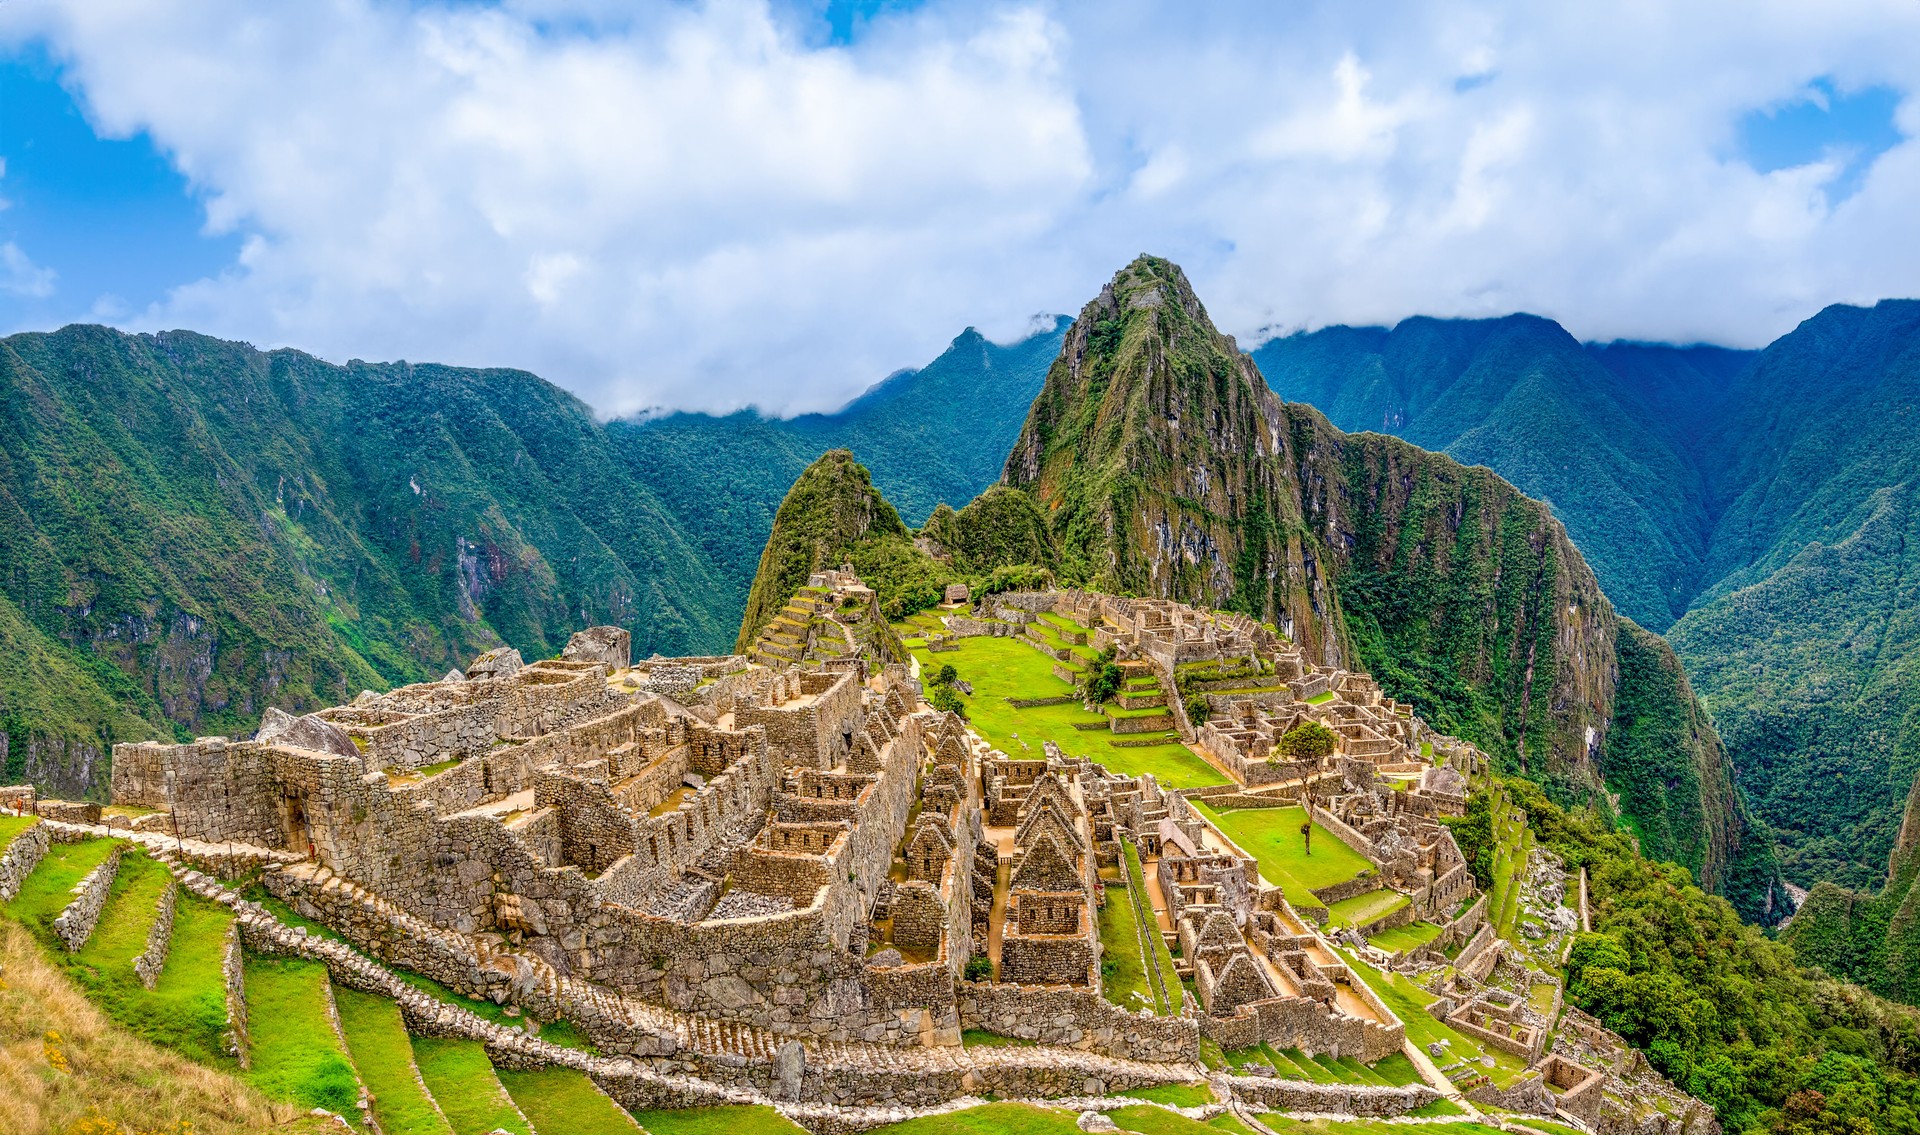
[[1253, 316, 1753, 629], [617, 321, 1066, 624], [0, 321, 1064, 799], [1254, 302, 1920, 914], [0, 325, 733, 793]]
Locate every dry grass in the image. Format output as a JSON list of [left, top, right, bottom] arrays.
[[0, 920, 335, 1135]]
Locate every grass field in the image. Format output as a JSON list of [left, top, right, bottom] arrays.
[[497, 1067, 642, 1134], [4, 837, 118, 929], [1367, 921, 1441, 953], [632, 1105, 808, 1135], [334, 986, 453, 1135], [410, 1037, 532, 1135], [57, 851, 240, 1067], [1097, 883, 1158, 1014], [1116, 1083, 1214, 1106], [243, 956, 364, 1124], [1325, 889, 1409, 929], [865, 1102, 1083, 1135], [900, 633, 1227, 788], [1192, 804, 1371, 910]]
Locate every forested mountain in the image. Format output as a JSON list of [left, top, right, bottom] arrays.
[[739, 257, 1783, 921], [614, 318, 1068, 626], [0, 321, 1063, 797], [1255, 304, 1920, 905]]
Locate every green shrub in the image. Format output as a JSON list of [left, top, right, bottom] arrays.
[[1185, 694, 1210, 724], [963, 956, 992, 982]]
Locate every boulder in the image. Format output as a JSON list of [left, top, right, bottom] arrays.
[[466, 647, 524, 680], [562, 626, 632, 669], [255, 707, 362, 761]]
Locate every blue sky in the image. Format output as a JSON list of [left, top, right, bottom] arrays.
[[1, 2, 1917, 416]]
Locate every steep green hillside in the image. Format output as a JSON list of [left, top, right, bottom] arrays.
[[1784, 768, 1920, 1004], [1254, 301, 1920, 917], [1253, 317, 1752, 629], [0, 325, 730, 793], [0, 321, 1062, 798], [1005, 258, 1775, 916]]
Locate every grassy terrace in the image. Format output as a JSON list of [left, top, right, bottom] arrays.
[[1099, 840, 1180, 1015], [244, 956, 364, 1124], [1325, 889, 1408, 929], [54, 850, 240, 1067], [411, 1037, 532, 1135], [1366, 921, 1442, 953], [497, 1066, 643, 1134], [4, 837, 119, 929], [633, 1105, 808, 1135], [0, 812, 35, 851], [898, 631, 1228, 788], [1334, 950, 1527, 1085], [1488, 786, 1535, 941], [1192, 804, 1370, 912], [1098, 881, 1158, 1013], [335, 986, 454, 1135]]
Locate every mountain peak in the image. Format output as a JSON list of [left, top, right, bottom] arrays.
[[733, 448, 910, 651]]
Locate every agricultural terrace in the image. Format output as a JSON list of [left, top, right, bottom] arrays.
[[1191, 803, 1372, 913], [896, 624, 1228, 789]]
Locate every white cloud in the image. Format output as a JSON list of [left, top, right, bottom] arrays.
[[1, 241, 55, 298], [4, 1, 1920, 413]]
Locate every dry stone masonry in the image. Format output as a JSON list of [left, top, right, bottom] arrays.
[[9, 576, 1703, 1126]]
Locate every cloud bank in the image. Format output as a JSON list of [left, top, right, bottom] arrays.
[[3, 0, 1919, 415]]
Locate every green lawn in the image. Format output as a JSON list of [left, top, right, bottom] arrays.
[[865, 1102, 1083, 1135], [410, 1037, 531, 1135], [497, 1067, 642, 1134], [1193, 804, 1371, 910], [4, 837, 118, 929], [1325, 889, 1409, 929], [630, 1105, 807, 1135], [900, 634, 1227, 788], [335, 986, 453, 1135], [1258, 1119, 1505, 1135], [1110, 1105, 1232, 1135], [244, 956, 364, 1124], [0, 813, 35, 853], [1116, 1083, 1214, 1106], [1098, 883, 1158, 1014], [49, 851, 237, 1066], [1367, 922, 1442, 953], [1409, 1098, 1468, 1117]]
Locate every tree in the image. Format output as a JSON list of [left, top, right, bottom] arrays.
[[1278, 721, 1338, 759], [1082, 648, 1123, 705], [932, 663, 958, 687]]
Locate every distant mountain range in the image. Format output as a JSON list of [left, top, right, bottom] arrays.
[[5, 281, 1918, 940]]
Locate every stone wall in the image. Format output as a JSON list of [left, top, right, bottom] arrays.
[[52, 843, 125, 951], [133, 881, 179, 988], [0, 817, 50, 900], [957, 982, 1199, 1062], [223, 921, 250, 1067], [1225, 1076, 1435, 1116]]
